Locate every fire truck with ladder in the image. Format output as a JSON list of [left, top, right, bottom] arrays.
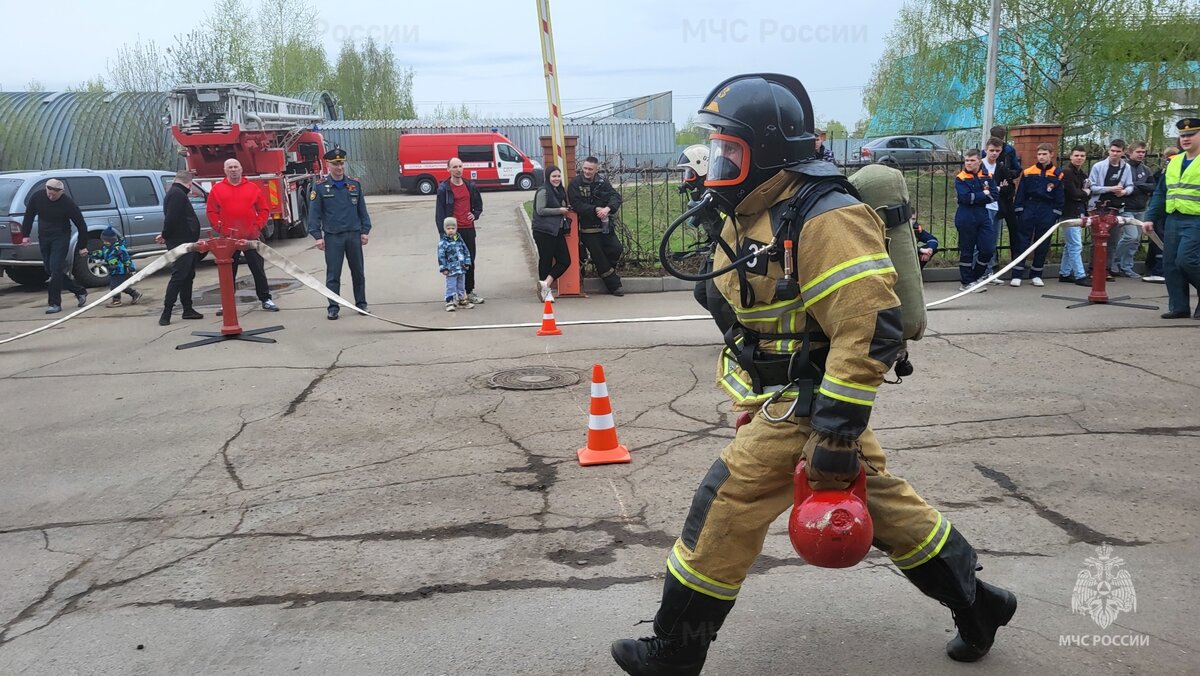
[[168, 83, 328, 240]]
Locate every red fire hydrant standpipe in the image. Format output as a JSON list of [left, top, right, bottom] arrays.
[[1041, 209, 1159, 311], [176, 237, 285, 350]]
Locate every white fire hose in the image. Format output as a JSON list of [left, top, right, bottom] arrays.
[[924, 216, 1158, 309], [0, 218, 1165, 347]]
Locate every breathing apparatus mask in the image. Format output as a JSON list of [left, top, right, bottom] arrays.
[[659, 73, 818, 284]]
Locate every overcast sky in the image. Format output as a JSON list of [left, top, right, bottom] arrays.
[[6, 0, 902, 128]]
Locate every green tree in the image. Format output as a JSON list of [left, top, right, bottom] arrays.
[[107, 38, 172, 91], [25, 79, 45, 92], [866, 0, 1200, 143], [852, 118, 871, 138], [258, 0, 329, 91], [819, 118, 849, 139], [67, 77, 108, 93], [675, 114, 705, 146], [329, 37, 415, 119]]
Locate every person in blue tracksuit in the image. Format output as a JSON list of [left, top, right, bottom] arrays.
[[1010, 143, 1065, 286], [308, 147, 372, 320], [954, 149, 998, 291], [910, 212, 939, 268]]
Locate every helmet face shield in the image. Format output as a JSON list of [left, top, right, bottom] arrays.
[[706, 134, 750, 186]]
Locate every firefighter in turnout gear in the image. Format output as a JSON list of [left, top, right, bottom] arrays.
[[611, 73, 1017, 675]]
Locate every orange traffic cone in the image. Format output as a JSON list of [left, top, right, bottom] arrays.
[[536, 299, 562, 336], [577, 364, 631, 466]]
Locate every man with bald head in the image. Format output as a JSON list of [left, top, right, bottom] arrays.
[[20, 178, 90, 313], [206, 158, 278, 311]]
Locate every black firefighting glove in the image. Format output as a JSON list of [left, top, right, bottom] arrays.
[[802, 433, 862, 487]]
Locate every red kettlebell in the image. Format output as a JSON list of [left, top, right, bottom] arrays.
[[788, 459, 873, 568]]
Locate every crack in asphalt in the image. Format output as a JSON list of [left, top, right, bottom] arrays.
[[923, 334, 993, 361], [892, 424, 1200, 452], [1050, 342, 1200, 391], [284, 347, 347, 417], [126, 574, 663, 611], [0, 512, 247, 647], [874, 409, 1088, 432], [974, 463, 1149, 547], [219, 417, 249, 491]]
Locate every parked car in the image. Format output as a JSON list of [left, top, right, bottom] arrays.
[[0, 169, 212, 288], [854, 136, 962, 167], [397, 132, 543, 195]]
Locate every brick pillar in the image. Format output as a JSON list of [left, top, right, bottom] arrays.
[[540, 135, 578, 181], [1009, 124, 1063, 168]]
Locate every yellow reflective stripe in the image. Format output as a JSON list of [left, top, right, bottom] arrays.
[[801, 253, 895, 309], [736, 295, 805, 320], [892, 514, 952, 570], [718, 350, 793, 403], [668, 544, 740, 600], [818, 374, 877, 406]]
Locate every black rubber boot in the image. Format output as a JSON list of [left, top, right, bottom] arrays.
[[611, 576, 734, 676], [899, 527, 1016, 662], [946, 580, 1017, 662]]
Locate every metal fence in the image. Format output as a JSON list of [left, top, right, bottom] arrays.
[[595, 152, 1171, 274]]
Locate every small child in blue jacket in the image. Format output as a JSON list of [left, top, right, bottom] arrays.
[[438, 217, 474, 311], [98, 226, 143, 306]]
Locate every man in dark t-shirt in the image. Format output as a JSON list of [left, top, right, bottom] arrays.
[[434, 158, 484, 303]]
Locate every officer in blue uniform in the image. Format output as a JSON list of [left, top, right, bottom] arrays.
[[308, 147, 372, 320]]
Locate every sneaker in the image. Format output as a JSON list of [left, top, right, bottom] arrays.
[[107, 297, 123, 307], [1031, 277, 1044, 287], [181, 308, 203, 320], [1058, 276, 1074, 283], [1009, 278, 1021, 287], [445, 302, 456, 312], [216, 308, 223, 316], [356, 303, 369, 313], [46, 305, 62, 314], [128, 289, 143, 305], [467, 292, 484, 304], [327, 307, 339, 320], [158, 309, 171, 326], [988, 278, 1004, 286], [1121, 270, 1141, 279], [262, 299, 279, 311], [612, 287, 625, 297], [459, 300, 476, 309], [75, 292, 87, 307], [958, 282, 988, 293], [537, 280, 550, 301], [1142, 275, 1166, 283], [1074, 276, 1093, 287]]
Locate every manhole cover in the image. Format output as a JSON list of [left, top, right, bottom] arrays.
[[488, 367, 581, 391]]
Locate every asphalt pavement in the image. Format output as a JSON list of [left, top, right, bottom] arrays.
[[0, 190, 1196, 675]]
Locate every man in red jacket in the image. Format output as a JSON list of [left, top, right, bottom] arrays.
[[206, 158, 279, 311]]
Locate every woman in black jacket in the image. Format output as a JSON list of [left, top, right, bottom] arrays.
[[530, 166, 572, 302]]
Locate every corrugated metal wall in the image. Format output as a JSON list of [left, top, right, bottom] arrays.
[[0, 96, 676, 195], [0, 91, 182, 172], [321, 117, 677, 193]]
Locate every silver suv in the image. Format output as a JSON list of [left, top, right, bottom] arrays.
[[0, 169, 212, 288]]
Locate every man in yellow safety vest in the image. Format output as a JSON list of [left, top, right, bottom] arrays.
[[1143, 118, 1200, 319]]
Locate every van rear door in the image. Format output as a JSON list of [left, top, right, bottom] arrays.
[[495, 142, 524, 186]]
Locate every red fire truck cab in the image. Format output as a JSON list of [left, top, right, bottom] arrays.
[[397, 132, 543, 195]]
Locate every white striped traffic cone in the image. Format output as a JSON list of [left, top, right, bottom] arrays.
[[577, 364, 630, 466]]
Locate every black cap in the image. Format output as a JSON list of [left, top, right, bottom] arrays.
[[1176, 118, 1200, 137], [324, 147, 347, 161]]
